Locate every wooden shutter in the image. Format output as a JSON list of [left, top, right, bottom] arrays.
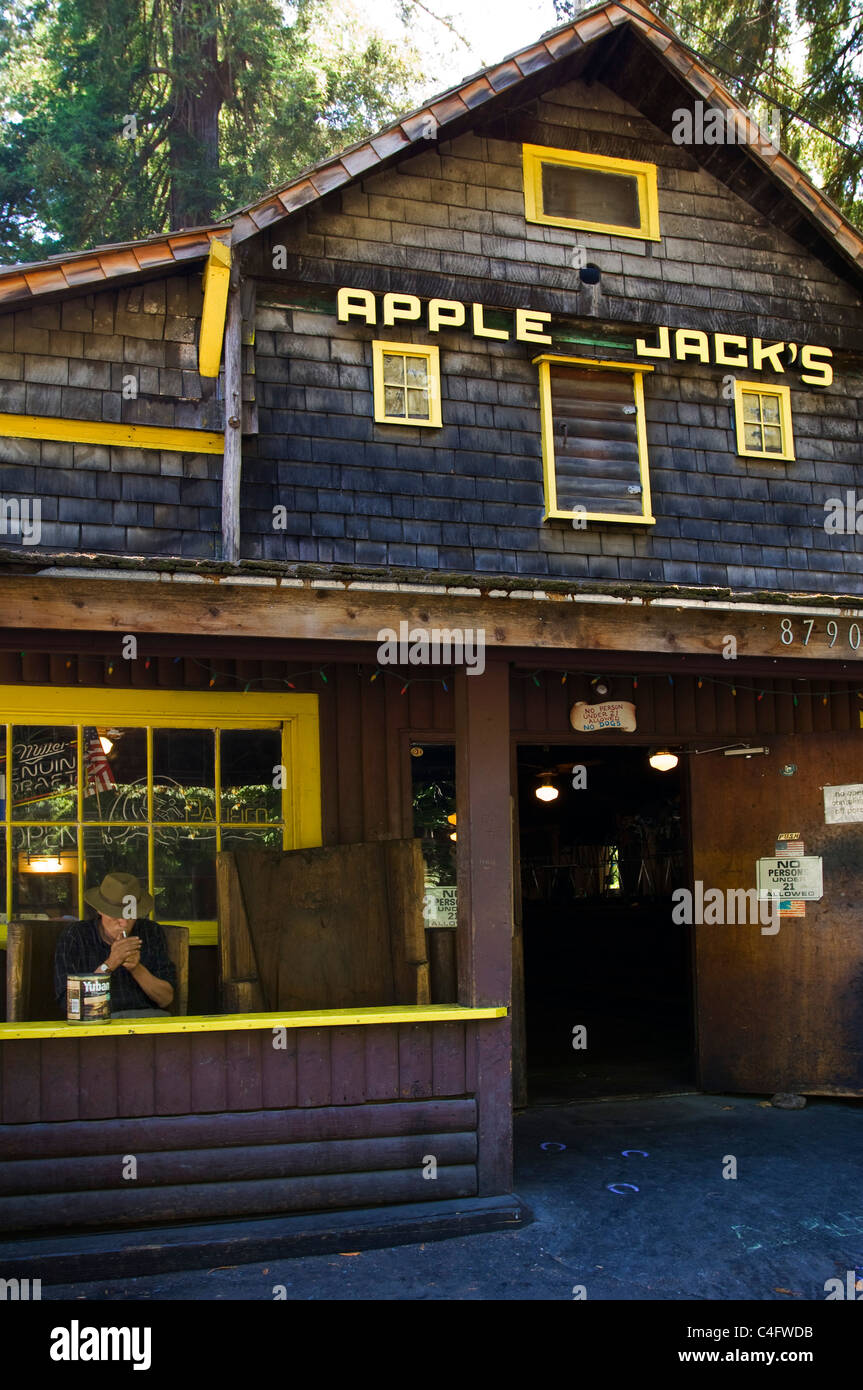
[[550, 365, 644, 517]]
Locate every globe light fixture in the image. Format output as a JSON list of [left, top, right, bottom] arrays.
[[535, 776, 559, 802], [648, 748, 679, 772]]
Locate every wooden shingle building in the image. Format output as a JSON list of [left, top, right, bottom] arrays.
[[1, 0, 862, 1260]]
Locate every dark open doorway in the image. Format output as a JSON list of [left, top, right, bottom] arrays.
[[516, 743, 694, 1104]]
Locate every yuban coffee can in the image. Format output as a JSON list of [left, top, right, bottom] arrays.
[[66, 973, 111, 1023]]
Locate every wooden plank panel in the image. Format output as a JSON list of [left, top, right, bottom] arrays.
[[652, 674, 675, 735], [398, 1022, 434, 1098], [336, 666, 364, 843], [361, 675, 389, 839], [775, 680, 796, 735], [153, 1034, 193, 1115], [695, 677, 717, 735], [431, 679, 453, 730], [116, 1035, 156, 1117], [0, 1098, 478, 1158], [39, 1039, 79, 1122], [0, 1133, 478, 1195], [296, 1027, 331, 1107], [1, 1042, 41, 1123], [634, 674, 654, 730], [189, 1031, 228, 1113], [431, 1022, 467, 1095], [692, 730, 863, 1095], [384, 678, 407, 836], [795, 684, 813, 734], [225, 1031, 264, 1111], [0, 1165, 478, 1232], [77, 1038, 118, 1121], [408, 681, 433, 729], [675, 675, 697, 737], [260, 1024, 298, 1109], [329, 1027, 367, 1105], [363, 1024, 399, 1099]]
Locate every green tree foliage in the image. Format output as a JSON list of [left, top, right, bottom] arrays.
[[0, 0, 424, 261], [552, 0, 863, 228]]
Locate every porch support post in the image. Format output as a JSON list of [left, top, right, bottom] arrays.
[[221, 272, 243, 564], [455, 658, 513, 1194]]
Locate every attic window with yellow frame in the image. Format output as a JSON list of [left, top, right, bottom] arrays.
[[733, 381, 794, 461], [372, 341, 442, 428], [523, 144, 660, 241]]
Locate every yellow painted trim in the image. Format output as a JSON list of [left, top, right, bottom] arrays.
[[522, 143, 661, 241], [0, 686, 318, 725], [0, 414, 223, 454], [198, 239, 232, 378], [733, 379, 795, 461], [372, 340, 442, 428], [0, 1004, 509, 1040], [535, 356, 655, 526], [0, 686, 321, 946]]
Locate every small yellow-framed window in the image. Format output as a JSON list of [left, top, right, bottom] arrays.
[[0, 687, 321, 947], [372, 341, 442, 428], [523, 144, 660, 241], [534, 355, 656, 525], [733, 381, 795, 461]]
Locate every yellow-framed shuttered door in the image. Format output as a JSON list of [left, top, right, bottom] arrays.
[[0, 687, 321, 946]]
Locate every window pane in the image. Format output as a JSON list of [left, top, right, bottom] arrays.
[[13, 824, 79, 918], [83, 727, 148, 821], [12, 726, 77, 821], [382, 354, 405, 386], [153, 729, 215, 822], [542, 162, 641, 228], [407, 387, 430, 418], [744, 423, 763, 450], [220, 730, 282, 823], [405, 357, 429, 387], [154, 828, 216, 920], [742, 394, 761, 422], [551, 365, 642, 516], [81, 824, 149, 914], [384, 385, 406, 417], [0, 827, 5, 925], [411, 743, 456, 890], [761, 395, 781, 424], [763, 426, 783, 453], [221, 826, 284, 852]]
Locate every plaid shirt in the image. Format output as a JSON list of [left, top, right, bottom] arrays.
[[53, 918, 177, 1013]]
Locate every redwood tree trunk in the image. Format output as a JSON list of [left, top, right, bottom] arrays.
[[168, 0, 224, 227]]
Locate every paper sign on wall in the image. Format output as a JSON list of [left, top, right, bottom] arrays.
[[824, 784, 863, 824], [423, 885, 457, 929], [757, 856, 823, 901], [570, 700, 637, 733]]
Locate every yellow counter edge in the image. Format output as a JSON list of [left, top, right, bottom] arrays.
[[0, 1004, 509, 1040]]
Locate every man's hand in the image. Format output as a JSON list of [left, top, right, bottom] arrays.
[[104, 935, 142, 972]]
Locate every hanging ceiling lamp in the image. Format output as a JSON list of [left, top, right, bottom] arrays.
[[648, 748, 679, 772], [535, 774, 559, 802]]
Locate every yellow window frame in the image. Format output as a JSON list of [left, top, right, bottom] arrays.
[[733, 380, 795, 461], [0, 686, 321, 947], [534, 355, 656, 526], [372, 340, 442, 428], [522, 144, 661, 241]]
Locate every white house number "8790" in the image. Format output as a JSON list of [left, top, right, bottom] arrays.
[[780, 617, 862, 649]]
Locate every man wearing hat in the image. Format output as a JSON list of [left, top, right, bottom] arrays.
[[53, 872, 176, 1017]]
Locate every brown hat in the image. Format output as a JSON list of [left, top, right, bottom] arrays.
[[83, 871, 154, 919]]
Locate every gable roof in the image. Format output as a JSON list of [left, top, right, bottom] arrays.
[[1, 0, 861, 310]]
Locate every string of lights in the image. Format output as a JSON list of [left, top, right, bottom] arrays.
[[16, 651, 863, 704]]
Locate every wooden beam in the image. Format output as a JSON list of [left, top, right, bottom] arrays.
[[455, 662, 513, 1194], [198, 239, 232, 377], [2, 576, 863, 665], [0, 414, 223, 454], [222, 280, 243, 562]]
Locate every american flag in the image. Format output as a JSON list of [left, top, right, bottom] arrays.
[[84, 728, 116, 793]]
